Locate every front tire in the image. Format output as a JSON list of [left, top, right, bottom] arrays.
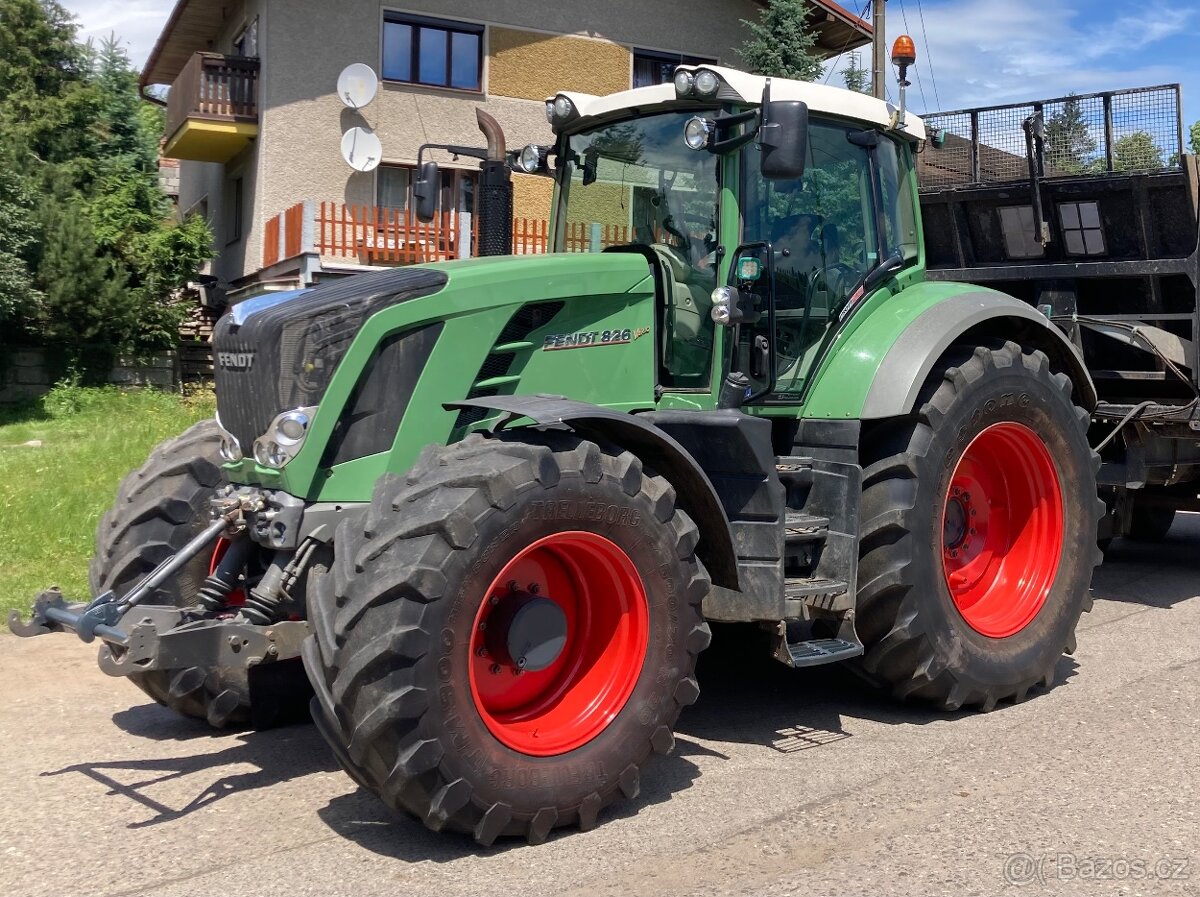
[[855, 342, 1102, 711], [303, 431, 710, 844], [90, 420, 309, 728]]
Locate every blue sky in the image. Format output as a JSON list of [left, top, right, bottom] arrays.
[[65, 0, 1200, 135]]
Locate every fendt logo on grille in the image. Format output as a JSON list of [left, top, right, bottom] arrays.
[[217, 351, 255, 371]]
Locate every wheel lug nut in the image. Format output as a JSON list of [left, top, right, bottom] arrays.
[[478, 621, 487, 631], [489, 663, 501, 675], [489, 595, 500, 606], [528, 583, 539, 594], [517, 656, 528, 669], [507, 580, 520, 592], [511, 667, 522, 677], [476, 647, 488, 658]]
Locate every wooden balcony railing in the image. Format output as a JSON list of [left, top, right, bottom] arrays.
[[165, 52, 259, 146], [261, 203, 641, 269]]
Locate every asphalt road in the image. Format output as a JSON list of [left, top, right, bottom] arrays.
[[2, 519, 1198, 897]]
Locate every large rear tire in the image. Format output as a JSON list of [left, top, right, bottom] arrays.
[[855, 342, 1102, 711], [303, 431, 711, 844], [90, 419, 309, 728]]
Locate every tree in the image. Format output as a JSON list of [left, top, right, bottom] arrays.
[[1188, 120, 1200, 156], [36, 194, 133, 364], [0, 1, 213, 368], [842, 52, 869, 94], [1113, 131, 1165, 172], [1044, 96, 1097, 175], [738, 0, 823, 82], [0, 164, 43, 325]]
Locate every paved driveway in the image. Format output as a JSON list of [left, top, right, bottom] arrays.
[[2, 519, 1198, 897]]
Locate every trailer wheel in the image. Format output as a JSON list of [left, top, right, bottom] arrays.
[[1127, 500, 1175, 542], [303, 432, 710, 844], [855, 342, 1102, 711], [90, 420, 310, 728]]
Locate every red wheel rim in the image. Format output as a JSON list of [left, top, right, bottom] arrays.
[[941, 422, 1064, 638], [468, 531, 649, 756]]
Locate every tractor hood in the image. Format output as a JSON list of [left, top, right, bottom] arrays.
[[216, 251, 658, 499]]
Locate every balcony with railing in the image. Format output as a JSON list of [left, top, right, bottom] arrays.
[[163, 52, 259, 164], [261, 202, 639, 270]]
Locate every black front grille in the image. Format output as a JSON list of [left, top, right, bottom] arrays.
[[213, 267, 447, 451]]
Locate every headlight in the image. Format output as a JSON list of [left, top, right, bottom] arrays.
[[693, 69, 720, 96], [683, 116, 712, 151], [516, 144, 543, 174], [252, 406, 317, 469], [215, 414, 243, 463], [674, 69, 695, 97], [545, 99, 555, 123], [552, 95, 574, 121], [711, 286, 737, 325]]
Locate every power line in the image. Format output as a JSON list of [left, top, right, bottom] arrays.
[[914, 0, 943, 109], [897, 0, 931, 112], [822, 0, 873, 87]]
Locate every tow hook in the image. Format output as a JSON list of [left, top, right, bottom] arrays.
[[7, 493, 261, 646]]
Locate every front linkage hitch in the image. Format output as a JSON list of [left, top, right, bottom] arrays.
[[7, 492, 308, 679]]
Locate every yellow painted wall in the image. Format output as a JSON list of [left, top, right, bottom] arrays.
[[489, 28, 631, 101], [512, 175, 554, 223]]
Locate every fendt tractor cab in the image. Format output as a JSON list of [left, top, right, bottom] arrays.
[[11, 44, 1101, 845]]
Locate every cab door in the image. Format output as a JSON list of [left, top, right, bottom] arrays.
[[734, 121, 883, 401]]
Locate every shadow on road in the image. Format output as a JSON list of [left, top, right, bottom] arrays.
[[313, 737, 715, 859], [41, 615, 1084, 850], [1095, 525, 1200, 609], [41, 703, 336, 828]]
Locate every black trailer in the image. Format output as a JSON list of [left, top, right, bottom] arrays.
[[917, 84, 1200, 543]]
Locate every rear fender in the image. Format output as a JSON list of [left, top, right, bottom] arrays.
[[803, 284, 1097, 421]]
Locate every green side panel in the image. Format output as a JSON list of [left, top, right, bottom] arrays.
[[241, 252, 657, 503], [799, 278, 992, 420]]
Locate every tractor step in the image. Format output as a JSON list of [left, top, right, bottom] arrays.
[[785, 638, 864, 667], [784, 576, 848, 602], [784, 511, 830, 541]]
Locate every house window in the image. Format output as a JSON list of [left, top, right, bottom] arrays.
[[233, 19, 258, 57], [998, 205, 1044, 259], [382, 13, 483, 91], [632, 49, 716, 88], [377, 164, 477, 215], [225, 177, 243, 245], [1059, 201, 1105, 256]]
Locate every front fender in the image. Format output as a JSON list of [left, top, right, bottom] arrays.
[[802, 282, 1097, 420], [446, 395, 740, 590]]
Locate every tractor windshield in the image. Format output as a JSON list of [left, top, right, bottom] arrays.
[[556, 110, 722, 387]]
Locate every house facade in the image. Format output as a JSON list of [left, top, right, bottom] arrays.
[[141, 0, 871, 300]]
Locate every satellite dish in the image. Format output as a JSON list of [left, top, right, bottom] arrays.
[[341, 127, 382, 172], [337, 63, 379, 109]]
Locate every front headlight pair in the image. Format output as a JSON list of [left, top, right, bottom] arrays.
[[250, 407, 317, 470]]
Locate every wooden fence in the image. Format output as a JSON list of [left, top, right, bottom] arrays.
[[262, 203, 644, 269]]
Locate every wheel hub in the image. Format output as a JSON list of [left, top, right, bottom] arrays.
[[482, 589, 568, 672]]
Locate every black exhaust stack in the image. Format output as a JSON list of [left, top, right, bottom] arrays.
[[474, 109, 513, 257]]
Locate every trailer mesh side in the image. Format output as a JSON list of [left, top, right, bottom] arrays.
[[919, 84, 1184, 190]]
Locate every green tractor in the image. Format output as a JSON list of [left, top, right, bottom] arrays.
[[12, 63, 1101, 845]]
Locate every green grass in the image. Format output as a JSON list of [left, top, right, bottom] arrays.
[[0, 385, 215, 617]]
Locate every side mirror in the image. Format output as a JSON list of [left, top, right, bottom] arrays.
[[413, 160, 439, 222], [759, 100, 809, 180]]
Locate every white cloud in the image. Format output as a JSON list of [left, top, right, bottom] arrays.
[[64, 0, 174, 68]]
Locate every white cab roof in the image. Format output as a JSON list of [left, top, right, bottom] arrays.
[[551, 65, 924, 141]]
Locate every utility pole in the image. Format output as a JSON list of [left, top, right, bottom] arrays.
[[872, 0, 887, 99]]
